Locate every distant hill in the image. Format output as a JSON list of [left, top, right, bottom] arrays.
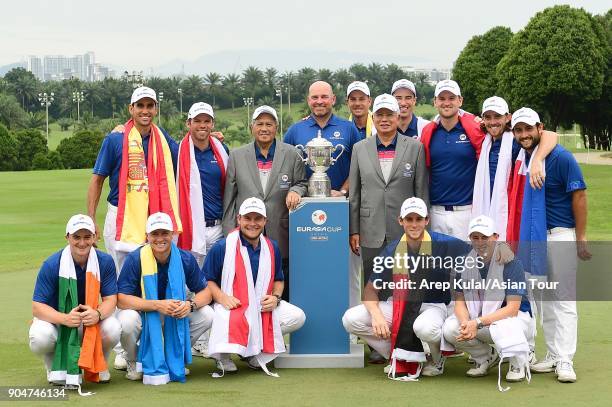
[[151, 49, 434, 76], [0, 62, 26, 76]]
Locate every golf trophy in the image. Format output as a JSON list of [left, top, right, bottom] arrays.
[[296, 130, 345, 197]]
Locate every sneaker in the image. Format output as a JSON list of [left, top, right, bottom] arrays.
[[247, 357, 262, 370], [98, 370, 111, 383], [556, 360, 576, 383], [447, 350, 465, 358], [505, 358, 525, 382], [383, 364, 391, 374], [184, 367, 190, 376], [421, 356, 446, 377], [368, 349, 387, 364], [530, 353, 557, 373], [466, 348, 499, 377], [216, 358, 238, 373], [125, 360, 142, 381], [114, 351, 127, 371], [191, 338, 210, 358]]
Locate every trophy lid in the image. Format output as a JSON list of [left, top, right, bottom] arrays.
[[306, 130, 333, 148]]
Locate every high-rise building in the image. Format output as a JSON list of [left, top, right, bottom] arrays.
[[24, 52, 110, 82]]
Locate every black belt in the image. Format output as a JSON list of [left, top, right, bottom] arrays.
[[205, 219, 221, 227]]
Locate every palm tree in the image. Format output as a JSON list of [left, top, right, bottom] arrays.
[[204, 72, 222, 107], [4, 68, 39, 111], [241, 66, 264, 99], [181, 75, 204, 108], [264, 67, 278, 90], [222, 73, 242, 110]]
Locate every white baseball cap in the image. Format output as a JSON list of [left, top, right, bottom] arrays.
[[66, 214, 95, 235], [391, 79, 417, 96], [482, 96, 509, 115], [468, 215, 496, 237], [188, 102, 214, 120], [131, 86, 157, 104], [252, 105, 278, 123], [145, 212, 174, 234], [346, 81, 370, 97], [239, 197, 267, 217], [434, 80, 461, 97], [400, 197, 428, 218], [372, 94, 400, 113], [511, 107, 541, 129]]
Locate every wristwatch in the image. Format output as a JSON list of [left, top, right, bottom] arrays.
[[188, 299, 196, 313], [273, 294, 282, 306], [475, 318, 484, 329]]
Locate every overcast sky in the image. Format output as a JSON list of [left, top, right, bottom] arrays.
[[2, 0, 608, 70]]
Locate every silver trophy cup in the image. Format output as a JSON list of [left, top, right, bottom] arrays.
[[296, 130, 345, 198]]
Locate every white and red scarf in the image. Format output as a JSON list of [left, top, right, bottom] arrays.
[[208, 230, 285, 376], [176, 134, 228, 256], [472, 131, 514, 240]]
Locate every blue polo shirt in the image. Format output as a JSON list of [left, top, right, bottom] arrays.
[[93, 129, 179, 206], [429, 122, 477, 206], [397, 114, 419, 138], [369, 231, 471, 303], [526, 145, 586, 229], [454, 259, 531, 314], [283, 114, 363, 190], [255, 139, 276, 163], [194, 142, 230, 221], [376, 135, 397, 151], [203, 235, 284, 286], [488, 138, 522, 195], [118, 247, 206, 298], [33, 249, 117, 310]]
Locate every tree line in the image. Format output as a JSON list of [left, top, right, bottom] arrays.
[[0, 5, 609, 172]]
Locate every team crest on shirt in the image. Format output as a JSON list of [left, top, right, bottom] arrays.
[[312, 210, 327, 225], [281, 174, 289, 182], [405, 163, 411, 170], [332, 131, 342, 139], [459, 134, 467, 141]]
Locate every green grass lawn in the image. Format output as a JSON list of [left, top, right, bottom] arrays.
[[46, 122, 74, 151], [0, 166, 610, 406]]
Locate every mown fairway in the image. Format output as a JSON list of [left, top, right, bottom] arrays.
[[0, 165, 610, 406]]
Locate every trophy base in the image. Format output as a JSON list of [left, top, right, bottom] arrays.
[[308, 173, 331, 198]]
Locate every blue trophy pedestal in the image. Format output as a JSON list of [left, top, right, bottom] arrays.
[[274, 197, 364, 368]]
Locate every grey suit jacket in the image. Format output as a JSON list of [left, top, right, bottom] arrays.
[[222, 140, 308, 259], [349, 133, 429, 248]]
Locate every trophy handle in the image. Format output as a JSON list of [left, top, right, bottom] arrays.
[[295, 144, 308, 163], [331, 144, 345, 164]]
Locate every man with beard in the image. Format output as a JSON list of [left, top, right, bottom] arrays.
[[510, 108, 590, 383], [283, 80, 363, 197]]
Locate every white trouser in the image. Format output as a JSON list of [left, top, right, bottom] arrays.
[[342, 300, 448, 362], [103, 204, 130, 275], [29, 317, 122, 371], [430, 205, 472, 241], [349, 251, 362, 308], [117, 306, 214, 362], [190, 224, 224, 268], [213, 300, 306, 360], [442, 311, 534, 364], [541, 227, 578, 362]]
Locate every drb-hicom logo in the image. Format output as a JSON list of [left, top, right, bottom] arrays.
[[312, 210, 327, 225]]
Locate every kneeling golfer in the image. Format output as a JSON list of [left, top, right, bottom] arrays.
[[117, 212, 213, 385], [205, 197, 305, 376], [343, 197, 469, 380], [443, 215, 535, 390], [29, 215, 121, 391]]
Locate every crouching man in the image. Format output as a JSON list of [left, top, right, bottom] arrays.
[[29, 214, 121, 389], [343, 197, 470, 380], [205, 197, 305, 376], [117, 212, 214, 385], [443, 215, 535, 388]]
